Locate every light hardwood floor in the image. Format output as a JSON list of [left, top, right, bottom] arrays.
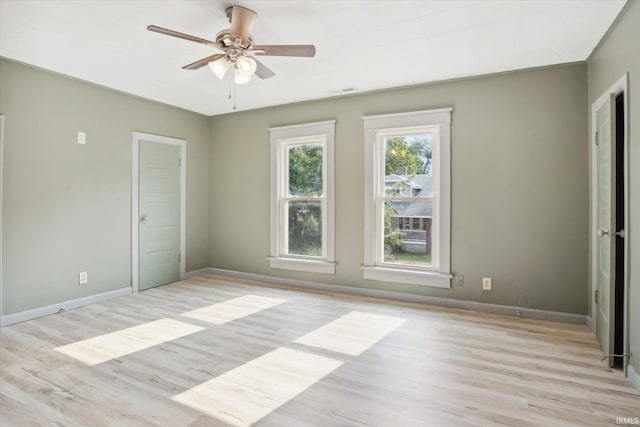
[[1, 274, 638, 426]]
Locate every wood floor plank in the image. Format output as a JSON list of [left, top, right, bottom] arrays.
[[1, 274, 638, 426]]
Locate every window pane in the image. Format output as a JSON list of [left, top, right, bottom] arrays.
[[384, 135, 433, 197], [383, 200, 432, 266], [288, 201, 322, 256], [289, 144, 323, 197]]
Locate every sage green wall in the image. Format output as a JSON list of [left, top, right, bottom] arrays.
[[587, 0, 640, 378], [209, 63, 589, 315], [0, 59, 210, 315]]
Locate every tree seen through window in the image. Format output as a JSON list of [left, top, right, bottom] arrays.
[[287, 144, 323, 256], [383, 134, 433, 265]]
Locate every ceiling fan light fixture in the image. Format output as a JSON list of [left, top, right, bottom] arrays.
[[208, 56, 230, 79], [235, 55, 257, 76], [234, 68, 252, 85]]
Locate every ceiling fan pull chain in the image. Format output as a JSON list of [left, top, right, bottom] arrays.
[[233, 83, 237, 110], [228, 73, 232, 100]]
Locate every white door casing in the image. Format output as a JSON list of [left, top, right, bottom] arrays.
[[131, 132, 186, 292], [0, 116, 4, 323], [595, 94, 616, 366], [590, 73, 629, 373]]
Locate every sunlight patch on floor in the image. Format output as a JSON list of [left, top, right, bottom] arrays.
[[54, 318, 204, 365], [172, 347, 342, 426], [294, 311, 406, 356], [180, 294, 286, 324]]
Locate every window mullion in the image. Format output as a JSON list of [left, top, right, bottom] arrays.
[[282, 194, 325, 203], [381, 196, 434, 202]]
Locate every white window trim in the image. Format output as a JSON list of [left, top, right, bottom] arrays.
[[269, 120, 336, 274], [363, 109, 452, 288]]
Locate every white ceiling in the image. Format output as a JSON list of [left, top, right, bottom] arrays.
[[0, 0, 627, 116]]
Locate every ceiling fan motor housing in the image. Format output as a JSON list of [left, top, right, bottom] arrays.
[[216, 30, 254, 63]]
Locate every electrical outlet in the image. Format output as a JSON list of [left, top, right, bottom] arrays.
[[79, 271, 88, 285], [482, 277, 492, 291], [77, 131, 86, 145], [456, 274, 464, 287]]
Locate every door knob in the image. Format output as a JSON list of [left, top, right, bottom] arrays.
[[598, 228, 609, 237], [140, 214, 147, 223]]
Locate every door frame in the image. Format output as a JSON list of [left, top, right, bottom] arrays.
[[0, 116, 5, 323], [590, 73, 629, 372], [131, 131, 186, 293]]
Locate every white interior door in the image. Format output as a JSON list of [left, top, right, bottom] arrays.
[[138, 140, 181, 291], [595, 94, 616, 365]]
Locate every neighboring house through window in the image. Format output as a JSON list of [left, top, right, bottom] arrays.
[[387, 173, 434, 257], [363, 109, 452, 288], [269, 120, 336, 274]]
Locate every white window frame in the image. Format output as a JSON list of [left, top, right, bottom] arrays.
[[269, 120, 336, 274], [362, 109, 452, 288]]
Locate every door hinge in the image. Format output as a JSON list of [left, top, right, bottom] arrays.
[[595, 289, 599, 304], [595, 131, 599, 146]]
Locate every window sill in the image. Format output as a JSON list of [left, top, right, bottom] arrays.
[[269, 257, 336, 275], [362, 266, 452, 288]]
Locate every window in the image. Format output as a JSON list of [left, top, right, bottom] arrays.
[[363, 109, 452, 288], [269, 121, 336, 274]]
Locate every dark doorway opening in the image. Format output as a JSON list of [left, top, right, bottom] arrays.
[[613, 92, 625, 369]]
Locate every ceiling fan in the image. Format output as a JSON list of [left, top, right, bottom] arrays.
[[148, 5, 316, 85]]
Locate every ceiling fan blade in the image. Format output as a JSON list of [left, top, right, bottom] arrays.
[[252, 45, 316, 57], [182, 53, 225, 70], [229, 5, 257, 45], [253, 58, 276, 79], [147, 25, 221, 49]]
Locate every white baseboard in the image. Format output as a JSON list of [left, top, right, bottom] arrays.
[[186, 268, 211, 279], [586, 315, 595, 333], [0, 287, 132, 327], [192, 268, 586, 325], [628, 363, 640, 393], [0, 268, 591, 329]]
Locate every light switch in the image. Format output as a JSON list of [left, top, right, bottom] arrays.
[[77, 131, 86, 145]]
